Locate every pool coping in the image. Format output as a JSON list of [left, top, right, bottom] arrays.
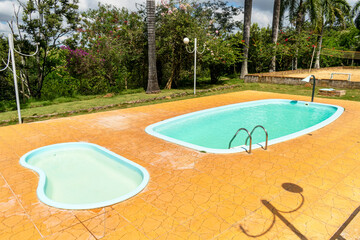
[[145, 99, 345, 154], [19, 142, 150, 210]]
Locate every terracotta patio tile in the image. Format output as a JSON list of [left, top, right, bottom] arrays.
[[291, 213, 338, 239], [183, 210, 232, 239], [140, 186, 206, 224], [42, 222, 96, 240], [155, 224, 202, 240], [1, 91, 360, 238], [79, 209, 129, 239]]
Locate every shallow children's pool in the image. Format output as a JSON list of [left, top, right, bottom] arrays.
[[20, 142, 149, 209]]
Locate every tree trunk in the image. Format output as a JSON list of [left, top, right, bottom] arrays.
[[164, 53, 180, 89], [240, 0, 252, 79], [293, 0, 304, 70], [294, 51, 298, 70], [210, 64, 221, 84], [314, 27, 324, 69], [270, 0, 281, 72], [146, 0, 160, 94]]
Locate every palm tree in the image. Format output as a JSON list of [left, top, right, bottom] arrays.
[[280, 0, 316, 69], [270, 0, 282, 72], [313, 0, 350, 69], [281, 0, 304, 69], [146, 0, 160, 94], [240, 0, 252, 79], [351, 0, 360, 29]]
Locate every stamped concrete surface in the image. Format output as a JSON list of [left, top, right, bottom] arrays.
[[0, 90, 360, 240]]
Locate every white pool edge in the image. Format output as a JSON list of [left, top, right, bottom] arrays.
[[19, 142, 150, 210], [145, 99, 344, 154]]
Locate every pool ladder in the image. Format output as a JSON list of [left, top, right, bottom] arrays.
[[228, 125, 268, 153]]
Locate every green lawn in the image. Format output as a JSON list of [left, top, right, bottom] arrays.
[[1, 78, 360, 125]]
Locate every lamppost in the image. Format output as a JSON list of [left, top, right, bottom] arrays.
[[0, 34, 39, 124], [183, 37, 205, 95], [302, 75, 316, 102]]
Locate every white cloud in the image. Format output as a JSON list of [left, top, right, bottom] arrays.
[[252, 8, 272, 28], [348, 0, 358, 7], [1, 0, 358, 35], [80, 0, 146, 11], [0, 1, 17, 21], [0, 21, 10, 34], [234, 8, 272, 29], [0, 0, 23, 35], [78, 0, 90, 11]]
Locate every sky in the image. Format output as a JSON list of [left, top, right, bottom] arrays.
[[0, 0, 358, 34]]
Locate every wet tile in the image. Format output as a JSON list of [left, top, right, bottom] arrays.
[[0, 194, 42, 239], [79, 210, 129, 238], [43, 222, 96, 240], [26, 202, 80, 236]]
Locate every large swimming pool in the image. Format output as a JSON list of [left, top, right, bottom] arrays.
[[145, 99, 344, 153]]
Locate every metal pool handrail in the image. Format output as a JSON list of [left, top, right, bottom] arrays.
[[228, 128, 252, 153], [245, 125, 268, 150]]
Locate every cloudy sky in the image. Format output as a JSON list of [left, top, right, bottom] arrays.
[[0, 0, 358, 34]]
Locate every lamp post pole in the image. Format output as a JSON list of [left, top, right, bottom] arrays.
[[5, 33, 39, 124], [8, 34, 22, 124], [184, 37, 205, 95], [193, 38, 197, 95]]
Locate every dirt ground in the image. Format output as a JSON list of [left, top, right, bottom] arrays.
[[286, 68, 360, 81]]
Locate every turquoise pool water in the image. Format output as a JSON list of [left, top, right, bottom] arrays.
[[146, 99, 344, 153], [20, 143, 149, 209]]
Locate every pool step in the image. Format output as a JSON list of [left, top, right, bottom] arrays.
[[228, 125, 268, 154]]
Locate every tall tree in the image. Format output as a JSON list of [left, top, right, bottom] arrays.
[[313, 0, 350, 69], [352, 0, 360, 29], [240, 0, 252, 78], [158, 0, 197, 90], [270, 0, 282, 72], [146, 0, 160, 93], [11, 0, 79, 98], [158, 0, 241, 89], [280, 0, 315, 69]]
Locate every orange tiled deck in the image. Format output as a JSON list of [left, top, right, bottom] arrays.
[[1, 90, 360, 239]]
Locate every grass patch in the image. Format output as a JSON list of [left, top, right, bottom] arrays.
[[1, 77, 360, 125]]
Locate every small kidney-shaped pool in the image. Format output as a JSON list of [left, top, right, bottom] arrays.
[[20, 142, 149, 210], [145, 99, 344, 153]]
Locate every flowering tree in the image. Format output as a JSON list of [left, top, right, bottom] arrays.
[[60, 46, 107, 94], [157, 0, 241, 88], [157, 0, 199, 89], [10, 0, 79, 98], [202, 32, 238, 83], [198, 0, 242, 82], [63, 4, 146, 93]]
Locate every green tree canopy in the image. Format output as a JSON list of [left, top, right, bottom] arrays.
[[15, 0, 79, 98]]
